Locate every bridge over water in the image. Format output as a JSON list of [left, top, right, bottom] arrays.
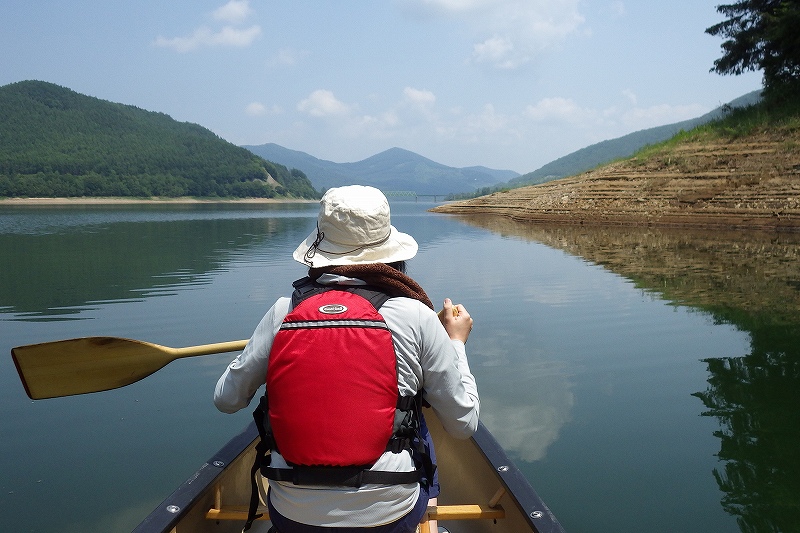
[[382, 191, 449, 202]]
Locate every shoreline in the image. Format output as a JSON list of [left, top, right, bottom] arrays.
[[0, 196, 317, 205], [433, 132, 800, 232]]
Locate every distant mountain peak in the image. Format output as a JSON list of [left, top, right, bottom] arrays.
[[243, 143, 520, 195]]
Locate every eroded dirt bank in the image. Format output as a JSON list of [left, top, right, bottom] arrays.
[[434, 132, 800, 231]]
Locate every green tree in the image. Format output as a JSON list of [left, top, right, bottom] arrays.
[[706, 0, 800, 98], [0, 81, 321, 199]]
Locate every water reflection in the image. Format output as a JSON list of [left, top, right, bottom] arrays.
[[451, 214, 800, 532], [0, 204, 316, 319], [694, 351, 800, 532], [461, 317, 574, 462]]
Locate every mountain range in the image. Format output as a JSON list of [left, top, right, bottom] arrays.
[[242, 144, 520, 196], [246, 91, 762, 196], [0, 80, 762, 200]]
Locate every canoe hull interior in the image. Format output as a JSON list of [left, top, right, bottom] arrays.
[[134, 412, 564, 533]]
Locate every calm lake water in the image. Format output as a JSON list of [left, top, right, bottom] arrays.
[[1, 202, 798, 533]]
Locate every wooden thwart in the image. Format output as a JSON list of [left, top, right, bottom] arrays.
[[206, 489, 507, 526], [207, 478, 506, 532], [205, 504, 505, 522]]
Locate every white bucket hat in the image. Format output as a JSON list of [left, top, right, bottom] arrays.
[[293, 185, 418, 268]]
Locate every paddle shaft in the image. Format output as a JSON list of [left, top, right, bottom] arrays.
[[12, 337, 248, 400], [168, 340, 249, 357]]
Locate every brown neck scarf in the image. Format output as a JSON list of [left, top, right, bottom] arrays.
[[309, 263, 434, 310]]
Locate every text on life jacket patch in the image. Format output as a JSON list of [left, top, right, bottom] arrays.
[[319, 304, 347, 314]]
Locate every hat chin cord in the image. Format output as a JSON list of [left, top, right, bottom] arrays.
[[303, 224, 392, 265]]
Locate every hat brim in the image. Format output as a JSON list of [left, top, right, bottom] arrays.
[[293, 225, 418, 267]]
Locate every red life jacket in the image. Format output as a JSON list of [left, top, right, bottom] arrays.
[[242, 279, 430, 530], [267, 288, 398, 467]]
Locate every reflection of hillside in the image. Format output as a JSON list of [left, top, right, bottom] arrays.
[[452, 213, 800, 533], [0, 215, 311, 319], [451, 214, 800, 326]]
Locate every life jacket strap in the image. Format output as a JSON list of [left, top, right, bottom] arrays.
[[262, 465, 423, 487], [291, 276, 392, 310], [244, 395, 273, 531]]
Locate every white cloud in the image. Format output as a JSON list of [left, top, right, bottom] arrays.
[[403, 87, 436, 107], [609, 1, 626, 18], [524, 97, 591, 123], [212, 25, 261, 47], [269, 48, 310, 67], [457, 103, 510, 137], [213, 0, 254, 24], [246, 102, 266, 116], [399, 0, 498, 15], [297, 90, 352, 117], [523, 94, 711, 143], [153, 0, 260, 53], [245, 102, 282, 116], [400, 0, 585, 70], [153, 25, 261, 52], [473, 36, 520, 69]]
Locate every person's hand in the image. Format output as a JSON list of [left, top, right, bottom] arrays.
[[438, 298, 473, 344]]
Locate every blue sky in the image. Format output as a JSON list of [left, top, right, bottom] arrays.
[[2, 0, 762, 174]]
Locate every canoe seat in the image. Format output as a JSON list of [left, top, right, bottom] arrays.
[[205, 487, 507, 529]]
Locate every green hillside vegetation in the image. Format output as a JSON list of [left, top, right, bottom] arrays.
[[0, 81, 318, 199], [634, 91, 800, 156]]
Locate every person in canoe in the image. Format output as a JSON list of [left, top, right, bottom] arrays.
[[214, 185, 479, 533]]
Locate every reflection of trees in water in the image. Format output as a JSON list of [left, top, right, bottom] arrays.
[[0, 214, 311, 318], [694, 336, 800, 533], [450, 214, 800, 533]]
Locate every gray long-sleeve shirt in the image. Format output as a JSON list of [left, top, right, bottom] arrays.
[[214, 280, 479, 527]]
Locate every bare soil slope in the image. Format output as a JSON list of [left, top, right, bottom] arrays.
[[434, 131, 800, 231]]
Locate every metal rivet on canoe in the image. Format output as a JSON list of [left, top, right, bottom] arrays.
[[166, 505, 180, 514], [530, 511, 544, 519], [212, 460, 225, 468], [497, 465, 509, 472]]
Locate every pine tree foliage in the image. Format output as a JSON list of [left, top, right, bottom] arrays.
[[0, 81, 318, 199], [706, 0, 800, 98]]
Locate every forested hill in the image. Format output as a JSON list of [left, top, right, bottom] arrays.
[[0, 81, 317, 199]]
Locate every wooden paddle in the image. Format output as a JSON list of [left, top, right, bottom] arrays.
[[11, 337, 248, 400]]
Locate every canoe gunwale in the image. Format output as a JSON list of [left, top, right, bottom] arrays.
[[471, 422, 565, 533]]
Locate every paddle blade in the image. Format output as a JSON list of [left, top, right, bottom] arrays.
[[11, 337, 247, 400]]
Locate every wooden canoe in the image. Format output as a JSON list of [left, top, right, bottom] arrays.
[[133, 413, 566, 533]]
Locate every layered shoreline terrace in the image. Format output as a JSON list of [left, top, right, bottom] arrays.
[[433, 132, 800, 232]]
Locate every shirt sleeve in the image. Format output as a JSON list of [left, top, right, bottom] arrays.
[[213, 297, 290, 413], [381, 298, 480, 439], [417, 304, 480, 439]]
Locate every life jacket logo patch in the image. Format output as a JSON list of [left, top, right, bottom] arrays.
[[319, 304, 347, 314]]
